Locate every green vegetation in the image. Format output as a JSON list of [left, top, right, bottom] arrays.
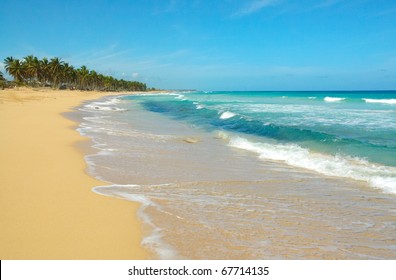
[[0, 71, 7, 89], [3, 55, 147, 91]]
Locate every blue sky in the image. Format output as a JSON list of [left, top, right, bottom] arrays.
[[1, 0, 396, 90]]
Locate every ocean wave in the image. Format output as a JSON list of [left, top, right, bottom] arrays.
[[81, 97, 128, 112], [363, 98, 396, 105], [193, 102, 204, 110], [93, 184, 179, 259], [83, 104, 127, 112], [228, 136, 396, 194], [324, 97, 346, 102], [96, 97, 123, 106], [219, 111, 237, 120], [175, 94, 186, 100]]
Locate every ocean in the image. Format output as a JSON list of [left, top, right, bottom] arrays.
[[75, 91, 396, 259]]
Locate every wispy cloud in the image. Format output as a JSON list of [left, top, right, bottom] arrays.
[[68, 44, 133, 67], [232, 0, 281, 17]]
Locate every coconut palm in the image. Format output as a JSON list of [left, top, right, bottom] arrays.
[[0, 71, 5, 89], [39, 58, 50, 85], [4, 57, 15, 74], [49, 57, 64, 88], [77, 65, 89, 90], [3, 55, 148, 91], [23, 55, 42, 85], [5, 58, 26, 83], [23, 55, 35, 81], [88, 70, 100, 90], [62, 63, 76, 88]]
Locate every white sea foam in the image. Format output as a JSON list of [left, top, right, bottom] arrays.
[[219, 111, 236, 120], [175, 94, 186, 100], [324, 97, 346, 102], [83, 103, 127, 112], [228, 136, 396, 194], [97, 97, 123, 105], [93, 184, 180, 259], [363, 98, 396, 105], [193, 102, 204, 109], [80, 97, 128, 112], [308, 97, 317, 99]]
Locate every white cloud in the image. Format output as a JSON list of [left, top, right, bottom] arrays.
[[233, 0, 280, 17], [132, 72, 139, 78]]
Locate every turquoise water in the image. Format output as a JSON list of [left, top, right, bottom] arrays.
[[76, 91, 396, 259], [124, 91, 396, 193]]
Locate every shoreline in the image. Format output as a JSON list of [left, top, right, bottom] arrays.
[[0, 87, 149, 259]]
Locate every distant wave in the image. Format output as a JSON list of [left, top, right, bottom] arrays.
[[308, 97, 317, 99], [228, 136, 396, 194], [363, 98, 396, 105], [175, 94, 187, 100], [219, 111, 236, 120], [83, 104, 127, 112], [193, 102, 204, 110], [82, 98, 127, 112], [324, 97, 346, 102]]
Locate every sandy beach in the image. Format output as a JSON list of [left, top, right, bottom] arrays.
[[0, 87, 148, 259]]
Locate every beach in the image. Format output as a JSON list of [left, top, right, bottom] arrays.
[[0, 87, 148, 259], [2, 88, 395, 260]]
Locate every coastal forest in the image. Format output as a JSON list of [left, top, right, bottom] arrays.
[[1, 56, 147, 91]]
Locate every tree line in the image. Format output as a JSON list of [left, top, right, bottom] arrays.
[[1, 55, 147, 91]]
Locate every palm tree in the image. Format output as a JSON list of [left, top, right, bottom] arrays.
[[39, 58, 50, 85], [4, 57, 15, 75], [5, 58, 26, 83], [23, 55, 42, 85], [62, 63, 76, 88], [0, 71, 6, 89], [23, 55, 34, 82], [49, 57, 64, 88], [88, 70, 100, 90], [77, 65, 89, 90], [3, 55, 148, 91]]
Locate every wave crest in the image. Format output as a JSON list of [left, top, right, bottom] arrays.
[[219, 111, 236, 119], [324, 97, 346, 102], [228, 136, 396, 194], [363, 98, 396, 105]]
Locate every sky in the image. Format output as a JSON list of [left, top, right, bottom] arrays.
[[1, 0, 396, 90]]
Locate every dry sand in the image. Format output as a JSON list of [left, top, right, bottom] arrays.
[[0, 87, 148, 259]]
